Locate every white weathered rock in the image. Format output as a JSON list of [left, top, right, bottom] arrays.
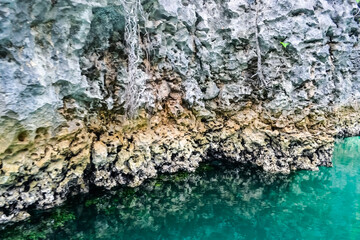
[[92, 141, 108, 168]]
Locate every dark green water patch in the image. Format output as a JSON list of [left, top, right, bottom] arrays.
[[1, 137, 360, 239]]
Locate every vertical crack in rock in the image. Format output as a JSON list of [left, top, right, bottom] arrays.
[[254, 0, 266, 87]]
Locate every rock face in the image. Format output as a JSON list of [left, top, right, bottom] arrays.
[[0, 0, 359, 223]]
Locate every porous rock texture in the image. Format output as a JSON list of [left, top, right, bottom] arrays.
[[0, 0, 360, 223]]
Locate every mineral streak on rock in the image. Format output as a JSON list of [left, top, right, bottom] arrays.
[[0, 0, 360, 223]]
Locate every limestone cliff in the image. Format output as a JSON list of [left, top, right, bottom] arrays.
[[0, 0, 359, 223]]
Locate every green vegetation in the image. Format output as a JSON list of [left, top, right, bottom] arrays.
[[85, 198, 99, 207], [121, 187, 136, 197], [196, 163, 214, 172], [174, 172, 190, 182], [26, 231, 47, 240], [0, 209, 76, 240], [51, 209, 76, 228], [154, 182, 162, 187], [280, 41, 290, 48]]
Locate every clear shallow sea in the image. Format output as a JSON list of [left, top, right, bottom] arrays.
[[1, 137, 360, 240]]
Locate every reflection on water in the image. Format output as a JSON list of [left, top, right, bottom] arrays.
[[1, 137, 360, 240]]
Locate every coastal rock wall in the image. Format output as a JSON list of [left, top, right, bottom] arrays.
[[0, 0, 359, 223]]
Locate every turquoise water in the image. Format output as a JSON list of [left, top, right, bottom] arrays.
[[1, 137, 360, 240]]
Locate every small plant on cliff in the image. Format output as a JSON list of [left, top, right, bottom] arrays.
[[355, 0, 360, 17], [280, 42, 290, 48]]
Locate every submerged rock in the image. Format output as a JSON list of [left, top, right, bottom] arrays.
[[0, 0, 360, 223]]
